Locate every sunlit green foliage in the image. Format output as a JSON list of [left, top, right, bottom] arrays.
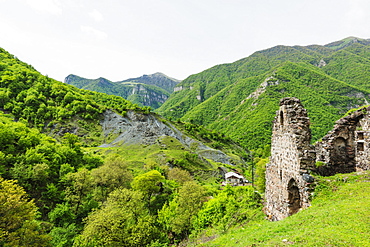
[[254, 158, 268, 192], [158, 181, 206, 239], [0, 177, 51, 246], [192, 185, 261, 234], [0, 113, 103, 217], [0, 47, 144, 145], [75, 188, 159, 247], [131, 170, 165, 206]]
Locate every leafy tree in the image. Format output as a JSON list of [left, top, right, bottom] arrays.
[[48, 203, 76, 228], [75, 188, 159, 247], [167, 167, 193, 185], [0, 177, 51, 246], [131, 170, 164, 207], [90, 155, 133, 201], [158, 181, 206, 239], [49, 223, 78, 247], [64, 168, 97, 220]]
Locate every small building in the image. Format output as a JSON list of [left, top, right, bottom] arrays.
[[224, 172, 246, 186]]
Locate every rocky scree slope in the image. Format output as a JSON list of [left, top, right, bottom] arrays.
[[100, 109, 239, 166], [0, 46, 243, 176]]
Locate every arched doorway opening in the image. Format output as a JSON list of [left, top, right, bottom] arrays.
[[287, 178, 300, 216], [332, 137, 348, 162]]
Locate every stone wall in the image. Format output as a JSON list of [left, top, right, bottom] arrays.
[[356, 115, 370, 170], [265, 100, 370, 221], [315, 106, 370, 174], [265, 98, 315, 221]]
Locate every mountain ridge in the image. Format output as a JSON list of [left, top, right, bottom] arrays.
[[157, 37, 370, 149], [119, 72, 181, 93], [64, 72, 181, 109]]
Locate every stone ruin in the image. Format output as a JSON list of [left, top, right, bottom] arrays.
[[264, 97, 370, 221], [264, 98, 315, 221], [315, 107, 370, 175]]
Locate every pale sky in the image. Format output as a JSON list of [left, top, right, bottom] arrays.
[[0, 0, 369, 82]]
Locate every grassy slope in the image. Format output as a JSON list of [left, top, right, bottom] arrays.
[[89, 120, 250, 183], [196, 171, 370, 247]]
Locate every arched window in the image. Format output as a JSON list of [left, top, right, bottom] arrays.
[[280, 111, 284, 126]]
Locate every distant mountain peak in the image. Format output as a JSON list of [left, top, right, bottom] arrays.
[[325, 36, 370, 50], [64, 72, 181, 109], [119, 72, 181, 93]]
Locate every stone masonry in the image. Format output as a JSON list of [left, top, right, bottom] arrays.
[[265, 98, 370, 221], [265, 98, 315, 221], [316, 106, 370, 174]]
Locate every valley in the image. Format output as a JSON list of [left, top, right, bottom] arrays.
[[0, 37, 369, 246]]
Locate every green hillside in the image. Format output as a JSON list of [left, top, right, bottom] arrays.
[[157, 45, 325, 119], [65, 72, 180, 109], [157, 37, 370, 150], [193, 171, 370, 247], [0, 47, 148, 145], [0, 47, 253, 246]]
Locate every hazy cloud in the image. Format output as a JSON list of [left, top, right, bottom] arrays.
[[89, 9, 104, 22], [80, 25, 107, 40], [26, 0, 62, 15]]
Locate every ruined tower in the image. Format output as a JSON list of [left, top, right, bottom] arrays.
[[265, 98, 315, 221]]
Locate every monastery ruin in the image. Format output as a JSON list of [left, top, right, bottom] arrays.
[[265, 97, 370, 221]]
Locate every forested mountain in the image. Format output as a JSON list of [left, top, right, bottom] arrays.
[[157, 37, 370, 149], [64, 72, 180, 109]]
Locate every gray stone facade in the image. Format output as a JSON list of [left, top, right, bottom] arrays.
[[265, 98, 370, 221], [265, 98, 315, 221]]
